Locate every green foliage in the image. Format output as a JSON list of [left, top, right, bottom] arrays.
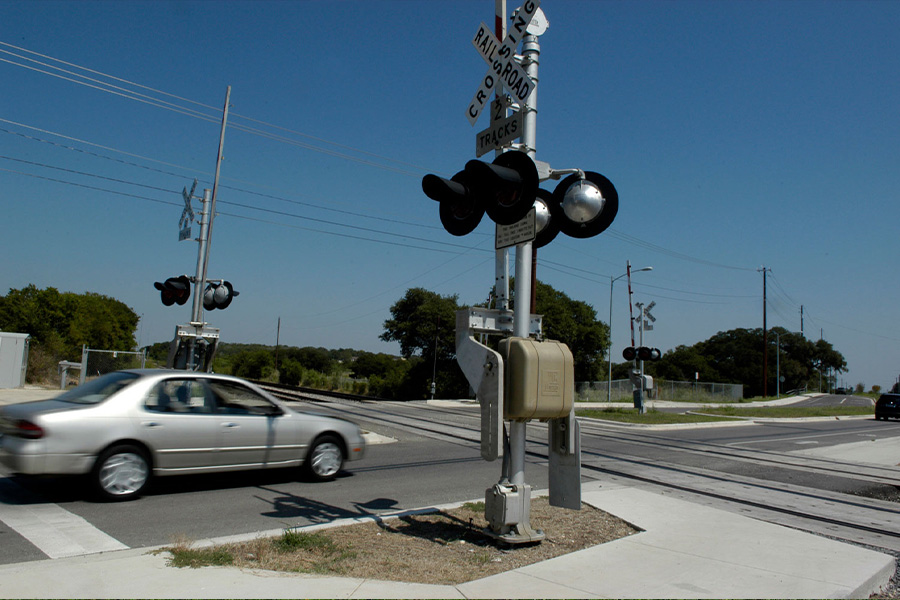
[[276, 530, 337, 554], [576, 407, 737, 424], [229, 349, 274, 380], [531, 281, 609, 382], [612, 326, 848, 398], [701, 405, 873, 418], [278, 358, 304, 386], [380, 288, 468, 399], [366, 356, 417, 399], [380, 288, 460, 360], [280, 346, 336, 374], [166, 546, 234, 568], [0, 285, 139, 383]]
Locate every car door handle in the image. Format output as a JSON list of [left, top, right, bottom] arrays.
[[222, 422, 239, 428], [141, 421, 162, 428]]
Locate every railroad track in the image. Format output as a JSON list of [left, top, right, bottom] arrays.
[[253, 381, 379, 404], [255, 382, 900, 551]]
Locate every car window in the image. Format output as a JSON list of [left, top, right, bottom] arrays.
[[58, 371, 140, 405], [206, 380, 280, 416], [145, 379, 214, 414]]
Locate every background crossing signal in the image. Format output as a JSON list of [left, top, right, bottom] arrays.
[[203, 281, 238, 310], [154, 275, 191, 306], [623, 346, 661, 361]]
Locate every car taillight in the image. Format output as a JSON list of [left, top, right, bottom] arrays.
[[15, 420, 44, 439]]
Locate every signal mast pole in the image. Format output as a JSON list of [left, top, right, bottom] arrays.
[[505, 3, 544, 544]]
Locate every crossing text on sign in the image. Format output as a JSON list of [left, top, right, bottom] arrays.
[[466, 0, 541, 126]]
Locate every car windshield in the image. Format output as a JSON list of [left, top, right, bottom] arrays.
[[58, 371, 141, 405]]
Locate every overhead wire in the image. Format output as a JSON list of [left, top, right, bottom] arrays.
[[0, 164, 488, 256], [0, 122, 440, 231]]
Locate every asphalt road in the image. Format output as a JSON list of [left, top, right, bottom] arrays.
[[792, 393, 875, 408], [1, 397, 898, 565]]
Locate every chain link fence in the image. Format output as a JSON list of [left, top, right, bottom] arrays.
[[577, 378, 743, 403], [78, 347, 146, 385]]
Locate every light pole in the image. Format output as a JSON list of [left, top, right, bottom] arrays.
[[608, 266, 652, 402]]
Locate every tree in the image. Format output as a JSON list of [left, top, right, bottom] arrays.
[[631, 327, 847, 398], [230, 349, 274, 380], [281, 346, 335, 374], [380, 288, 467, 399], [0, 285, 138, 382], [531, 281, 609, 381]]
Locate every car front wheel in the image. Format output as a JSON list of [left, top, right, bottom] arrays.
[[92, 444, 150, 501], [305, 435, 344, 481]]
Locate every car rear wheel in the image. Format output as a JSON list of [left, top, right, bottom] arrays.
[[92, 444, 150, 501], [305, 435, 344, 481]]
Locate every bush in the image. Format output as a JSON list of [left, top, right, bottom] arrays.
[[279, 359, 304, 387]]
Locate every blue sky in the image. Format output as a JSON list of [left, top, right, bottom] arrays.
[[2, 0, 898, 390]]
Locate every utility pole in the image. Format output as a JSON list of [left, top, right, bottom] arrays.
[[275, 317, 281, 372], [800, 305, 804, 338], [759, 266, 770, 397], [201, 86, 232, 287]]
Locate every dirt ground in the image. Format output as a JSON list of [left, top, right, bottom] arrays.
[[209, 496, 641, 585]]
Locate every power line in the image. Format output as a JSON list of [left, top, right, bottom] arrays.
[[1, 123, 440, 232], [1, 41, 777, 285], [0, 166, 487, 256], [606, 229, 756, 272], [1, 42, 435, 178]]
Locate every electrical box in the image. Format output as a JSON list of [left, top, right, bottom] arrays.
[[500, 337, 574, 420], [628, 369, 654, 391]]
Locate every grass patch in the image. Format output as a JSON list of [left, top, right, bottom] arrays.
[[166, 545, 234, 569], [576, 407, 737, 424], [698, 405, 873, 419], [275, 530, 337, 554]]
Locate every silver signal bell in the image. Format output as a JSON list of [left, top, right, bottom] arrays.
[[561, 179, 605, 224], [203, 281, 239, 311], [552, 172, 619, 239]]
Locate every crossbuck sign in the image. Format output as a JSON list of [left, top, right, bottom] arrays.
[[179, 178, 197, 242], [466, 0, 540, 126]]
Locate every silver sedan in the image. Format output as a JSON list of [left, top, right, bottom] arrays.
[[0, 369, 365, 500]]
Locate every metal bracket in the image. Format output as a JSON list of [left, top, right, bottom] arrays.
[[455, 308, 542, 461]]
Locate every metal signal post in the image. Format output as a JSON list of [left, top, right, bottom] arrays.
[[427, 1, 620, 545]]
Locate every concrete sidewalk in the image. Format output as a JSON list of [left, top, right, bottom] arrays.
[[0, 481, 893, 599]]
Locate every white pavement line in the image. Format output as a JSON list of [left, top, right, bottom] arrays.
[[0, 478, 128, 559]]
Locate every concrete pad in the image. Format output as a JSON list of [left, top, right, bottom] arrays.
[[0, 549, 367, 599], [567, 486, 895, 599], [457, 569, 603, 599], [789, 435, 900, 467], [350, 579, 465, 599]]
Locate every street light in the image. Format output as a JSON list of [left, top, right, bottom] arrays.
[[608, 266, 652, 403]]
